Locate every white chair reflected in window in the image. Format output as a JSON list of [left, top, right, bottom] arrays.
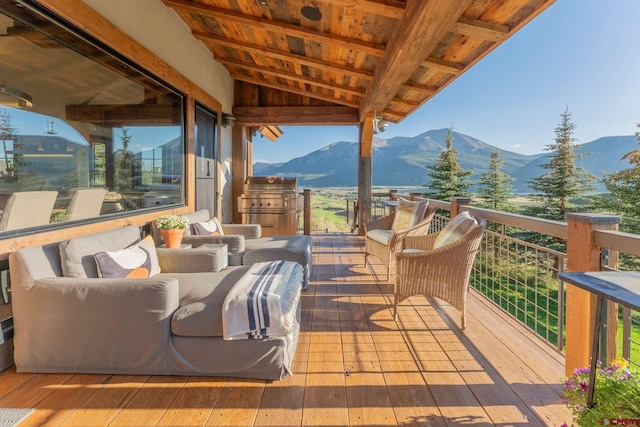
[[0, 191, 58, 231], [66, 188, 107, 221]]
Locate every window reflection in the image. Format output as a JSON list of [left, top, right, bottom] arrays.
[[0, 2, 185, 234]]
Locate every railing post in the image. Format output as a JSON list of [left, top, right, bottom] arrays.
[[565, 213, 620, 377], [450, 197, 471, 217], [303, 189, 311, 235]]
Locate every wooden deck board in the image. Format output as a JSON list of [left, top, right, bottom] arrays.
[[0, 234, 572, 426]]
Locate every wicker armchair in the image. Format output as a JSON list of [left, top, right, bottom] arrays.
[[394, 215, 486, 330], [364, 204, 436, 281]]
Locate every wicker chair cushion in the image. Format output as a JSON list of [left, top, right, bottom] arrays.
[[391, 198, 428, 231], [366, 229, 393, 245], [433, 211, 477, 249]]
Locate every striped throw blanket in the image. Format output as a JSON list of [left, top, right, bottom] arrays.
[[222, 260, 302, 340]]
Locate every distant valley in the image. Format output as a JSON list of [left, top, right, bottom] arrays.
[[253, 129, 638, 193]]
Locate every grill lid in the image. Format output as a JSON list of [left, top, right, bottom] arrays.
[[243, 176, 298, 193]]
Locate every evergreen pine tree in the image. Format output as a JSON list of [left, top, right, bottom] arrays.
[[478, 147, 515, 211], [592, 123, 640, 235], [527, 107, 594, 220], [424, 126, 472, 201]]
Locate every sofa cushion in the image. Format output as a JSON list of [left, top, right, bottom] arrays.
[[95, 236, 160, 278], [243, 236, 311, 267], [193, 218, 224, 236], [392, 198, 428, 231], [433, 211, 478, 249], [168, 267, 250, 337], [59, 225, 142, 278], [366, 229, 393, 246]]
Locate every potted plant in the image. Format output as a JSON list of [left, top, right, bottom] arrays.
[[562, 358, 640, 426], [154, 214, 188, 248]]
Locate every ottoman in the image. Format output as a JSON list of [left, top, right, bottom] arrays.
[[243, 235, 313, 289]]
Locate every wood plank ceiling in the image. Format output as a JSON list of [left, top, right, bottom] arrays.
[[163, 0, 555, 126]]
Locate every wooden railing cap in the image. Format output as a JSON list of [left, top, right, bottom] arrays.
[[565, 213, 621, 224]]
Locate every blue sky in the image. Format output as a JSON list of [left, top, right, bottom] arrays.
[[253, 0, 640, 163]]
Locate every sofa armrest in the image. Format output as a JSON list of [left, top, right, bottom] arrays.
[[156, 245, 228, 272], [221, 223, 262, 239], [182, 234, 245, 253], [12, 276, 179, 372]]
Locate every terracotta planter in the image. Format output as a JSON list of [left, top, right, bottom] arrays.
[[161, 228, 184, 248]]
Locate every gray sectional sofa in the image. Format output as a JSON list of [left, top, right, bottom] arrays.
[[9, 224, 303, 380]]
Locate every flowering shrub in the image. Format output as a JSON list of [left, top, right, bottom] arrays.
[[154, 214, 188, 230], [562, 359, 640, 426]]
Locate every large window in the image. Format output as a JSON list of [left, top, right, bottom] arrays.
[[0, 0, 184, 234]]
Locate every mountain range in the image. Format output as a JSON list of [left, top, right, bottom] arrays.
[[253, 129, 638, 193]]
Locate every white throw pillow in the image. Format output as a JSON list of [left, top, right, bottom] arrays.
[[433, 211, 477, 249], [193, 218, 224, 236]]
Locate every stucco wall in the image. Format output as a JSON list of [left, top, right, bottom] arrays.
[[82, 0, 235, 222]]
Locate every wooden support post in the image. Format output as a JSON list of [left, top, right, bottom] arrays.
[[450, 197, 471, 217], [565, 213, 620, 377], [231, 125, 246, 224], [357, 115, 374, 236], [303, 189, 311, 235]]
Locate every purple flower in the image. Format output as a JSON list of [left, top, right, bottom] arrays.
[[574, 367, 590, 375]]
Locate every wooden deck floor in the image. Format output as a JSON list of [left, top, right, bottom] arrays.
[[0, 234, 572, 426]]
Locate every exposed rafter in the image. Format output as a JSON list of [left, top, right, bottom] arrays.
[[453, 16, 510, 42], [233, 106, 359, 126], [230, 72, 361, 109], [317, 0, 405, 19], [217, 57, 365, 97], [422, 57, 465, 74]]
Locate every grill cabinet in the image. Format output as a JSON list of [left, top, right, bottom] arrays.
[[238, 176, 300, 236]]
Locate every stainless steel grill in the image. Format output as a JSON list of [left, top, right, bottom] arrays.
[[238, 176, 300, 236]]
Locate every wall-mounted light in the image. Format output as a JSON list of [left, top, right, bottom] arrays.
[[372, 111, 387, 134], [222, 113, 236, 127]]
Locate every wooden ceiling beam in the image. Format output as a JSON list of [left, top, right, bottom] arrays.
[[216, 57, 365, 98], [230, 72, 361, 109], [163, 0, 386, 56], [453, 16, 510, 42], [401, 81, 437, 96], [422, 57, 465, 74], [233, 106, 359, 126], [391, 97, 419, 108], [359, 1, 473, 121], [317, 0, 404, 19], [193, 31, 375, 80]]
